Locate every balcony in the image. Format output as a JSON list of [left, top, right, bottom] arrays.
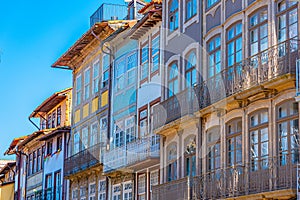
[[153, 39, 300, 131], [64, 144, 103, 177], [152, 88, 199, 131], [193, 157, 297, 199], [103, 136, 160, 173]]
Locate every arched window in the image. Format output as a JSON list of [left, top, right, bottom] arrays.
[[169, 0, 179, 32], [168, 63, 179, 97], [185, 51, 197, 87]]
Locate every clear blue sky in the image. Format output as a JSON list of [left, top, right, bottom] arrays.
[[0, 0, 126, 159]]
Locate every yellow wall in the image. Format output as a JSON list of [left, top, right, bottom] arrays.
[[74, 109, 81, 123], [101, 91, 108, 107], [83, 104, 89, 118], [92, 97, 99, 113], [0, 183, 14, 200]]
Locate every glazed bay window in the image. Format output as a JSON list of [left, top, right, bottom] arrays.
[[57, 106, 61, 126], [151, 36, 160, 73], [84, 68, 91, 100], [82, 127, 89, 150], [115, 125, 124, 147], [277, 0, 298, 55], [100, 117, 108, 145], [123, 182, 133, 200], [207, 127, 221, 173], [186, 0, 197, 20], [141, 44, 149, 81], [74, 131, 80, 155], [169, 0, 179, 32], [92, 60, 100, 94], [249, 9, 268, 64], [76, 75, 82, 106], [47, 114, 52, 129], [277, 101, 299, 165], [167, 144, 177, 182], [250, 110, 269, 171], [52, 111, 56, 128], [227, 118, 242, 167], [102, 55, 109, 88], [98, 180, 106, 200], [125, 117, 135, 144], [185, 51, 197, 87], [168, 63, 179, 97]]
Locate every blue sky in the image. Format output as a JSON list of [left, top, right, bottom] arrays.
[[0, 0, 126, 159]]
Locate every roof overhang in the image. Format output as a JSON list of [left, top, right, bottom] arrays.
[[4, 136, 28, 155], [38, 126, 71, 141], [0, 162, 16, 175]]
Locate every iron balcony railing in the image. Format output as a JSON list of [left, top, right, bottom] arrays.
[[153, 39, 300, 130], [64, 143, 104, 176], [103, 135, 160, 173]]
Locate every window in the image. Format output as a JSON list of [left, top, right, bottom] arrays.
[[90, 123, 98, 147], [139, 109, 148, 138], [185, 51, 197, 87], [84, 68, 91, 100], [150, 170, 159, 192], [82, 127, 89, 150], [167, 144, 177, 182], [185, 138, 196, 177], [250, 110, 269, 171], [98, 180, 106, 200], [123, 182, 133, 200], [277, 101, 299, 165], [45, 174, 53, 200], [72, 188, 78, 200], [47, 141, 53, 155], [141, 44, 149, 81], [277, 0, 298, 55], [47, 114, 52, 129], [74, 131, 80, 155], [249, 9, 268, 64], [28, 153, 32, 176], [32, 151, 36, 174], [127, 53, 136, 85], [41, 119, 47, 130], [151, 36, 160, 73], [100, 117, 108, 145], [76, 75, 82, 106], [37, 148, 41, 171], [114, 125, 124, 148], [207, 0, 219, 8], [138, 174, 146, 199], [89, 183, 96, 200], [207, 127, 221, 172], [169, 0, 179, 32], [102, 55, 109, 88], [115, 59, 125, 92], [93, 61, 100, 94], [80, 187, 86, 200], [125, 117, 135, 144], [227, 23, 243, 68], [57, 106, 61, 126], [227, 118, 242, 167], [168, 63, 179, 97], [52, 111, 56, 128], [54, 171, 61, 200], [57, 136, 62, 151], [112, 184, 121, 200], [42, 145, 45, 169], [186, 0, 197, 20], [208, 36, 221, 78]]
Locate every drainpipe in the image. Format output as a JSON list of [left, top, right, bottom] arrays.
[[16, 149, 28, 200]]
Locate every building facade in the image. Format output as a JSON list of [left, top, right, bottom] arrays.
[[0, 161, 16, 200], [152, 0, 300, 200]]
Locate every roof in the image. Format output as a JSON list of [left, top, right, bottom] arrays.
[[29, 88, 72, 118], [51, 21, 128, 70], [0, 162, 16, 175], [129, 8, 162, 40], [16, 130, 45, 149], [139, 0, 162, 14], [4, 136, 28, 155], [0, 160, 15, 170], [38, 126, 71, 141]]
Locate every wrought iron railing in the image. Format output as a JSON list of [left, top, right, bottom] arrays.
[[153, 39, 300, 130], [64, 144, 103, 176], [103, 135, 160, 173]]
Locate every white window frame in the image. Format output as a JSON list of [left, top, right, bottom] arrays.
[[150, 170, 159, 192], [84, 68, 91, 100], [80, 186, 86, 200], [138, 174, 146, 196], [102, 55, 110, 88], [72, 188, 78, 200], [125, 117, 135, 144], [89, 182, 96, 200], [82, 127, 89, 150], [74, 131, 80, 155], [98, 179, 106, 200], [112, 184, 121, 200], [92, 60, 100, 94], [100, 117, 108, 145], [90, 122, 98, 147], [76, 75, 82, 106], [123, 181, 133, 200]]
